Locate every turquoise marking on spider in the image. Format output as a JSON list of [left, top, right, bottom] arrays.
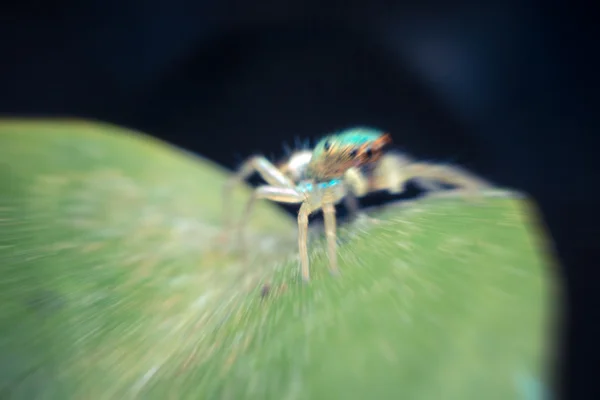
[[312, 127, 388, 162], [299, 179, 343, 193]]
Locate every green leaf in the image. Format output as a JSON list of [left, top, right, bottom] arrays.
[[0, 120, 557, 399]]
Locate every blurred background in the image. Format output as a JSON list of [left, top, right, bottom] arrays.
[[1, 1, 595, 398]]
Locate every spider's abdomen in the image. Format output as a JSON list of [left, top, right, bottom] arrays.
[[277, 150, 312, 183]]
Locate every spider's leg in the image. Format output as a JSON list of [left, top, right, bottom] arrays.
[[368, 152, 491, 200], [322, 200, 339, 276], [298, 202, 311, 282], [303, 183, 349, 281], [368, 152, 414, 195], [342, 168, 381, 224], [344, 167, 370, 197], [403, 162, 493, 200], [237, 185, 304, 256], [343, 192, 361, 219], [341, 190, 382, 226], [222, 156, 295, 232], [342, 168, 367, 222], [298, 184, 346, 282]]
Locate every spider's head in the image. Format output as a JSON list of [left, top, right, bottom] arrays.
[[307, 127, 392, 181]]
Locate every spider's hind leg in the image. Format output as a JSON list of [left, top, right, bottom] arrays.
[[358, 151, 492, 204], [404, 162, 493, 201]]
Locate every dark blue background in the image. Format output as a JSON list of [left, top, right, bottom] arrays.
[[1, 1, 595, 398]]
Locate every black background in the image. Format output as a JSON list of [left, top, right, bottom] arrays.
[[1, 1, 596, 398]]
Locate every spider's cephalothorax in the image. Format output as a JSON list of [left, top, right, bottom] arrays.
[[221, 127, 491, 282], [307, 130, 392, 181]]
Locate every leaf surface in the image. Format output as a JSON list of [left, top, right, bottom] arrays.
[[0, 120, 557, 399]]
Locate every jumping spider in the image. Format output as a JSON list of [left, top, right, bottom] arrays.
[[222, 127, 491, 282]]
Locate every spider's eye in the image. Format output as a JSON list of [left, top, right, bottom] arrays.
[[365, 148, 373, 158], [349, 149, 358, 158], [323, 140, 331, 152]]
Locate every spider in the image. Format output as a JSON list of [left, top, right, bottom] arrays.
[[222, 127, 491, 282]]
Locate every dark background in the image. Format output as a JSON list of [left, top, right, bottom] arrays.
[[1, 1, 596, 398]]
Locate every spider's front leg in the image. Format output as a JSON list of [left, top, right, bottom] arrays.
[[221, 156, 295, 239], [297, 197, 339, 282], [236, 185, 303, 254], [301, 182, 347, 281], [321, 200, 340, 277], [238, 184, 328, 283]]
